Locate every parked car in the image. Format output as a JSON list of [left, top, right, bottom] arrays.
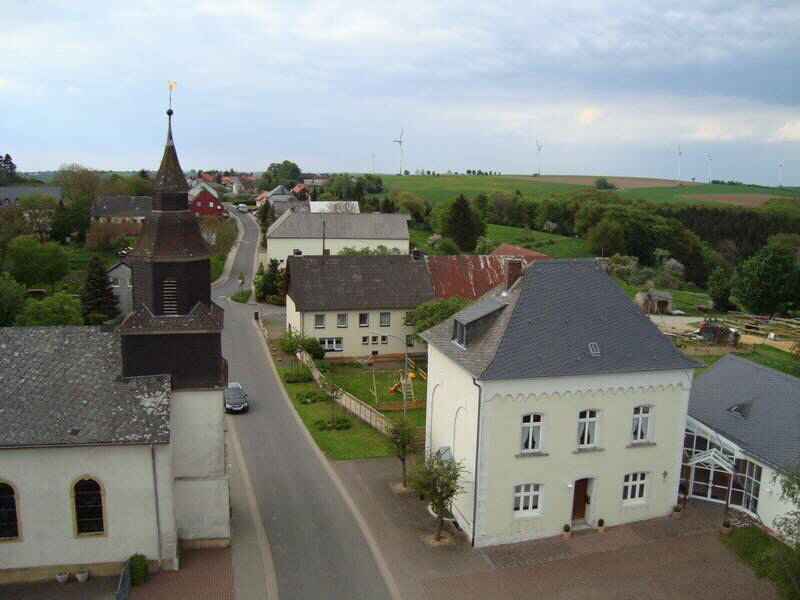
[[237, 203, 249, 213], [224, 382, 249, 413]]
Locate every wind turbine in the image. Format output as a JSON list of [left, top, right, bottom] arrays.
[[779, 163, 783, 187], [536, 140, 543, 176], [393, 128, 404, 175], [707, 152, 712, 183], [676, 145, 683, 185]]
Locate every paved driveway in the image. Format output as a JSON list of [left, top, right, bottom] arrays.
[[334, 457, 777, 600]]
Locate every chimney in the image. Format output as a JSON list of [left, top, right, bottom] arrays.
[[505, 259, 523, 290]]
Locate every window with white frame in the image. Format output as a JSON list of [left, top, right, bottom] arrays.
[[337, 313, 348, 328], [577, 409, 599, 448], [512, 483, 542, 515], [380, 335, 388, 344], [453, 321, 466, 347], [371, 335, 378, 345], [314, 314, 325, 328], [379, 312, 390, 326], [622, 472, 648, 503], [110, 277, 120, 288], [362, 336, 369, 345], [359, 313, 369, 327], [631, 405, 651, 442], [731, 459, 762, 513], [319, 337, 342, 352], [520, 413, 543, 452]]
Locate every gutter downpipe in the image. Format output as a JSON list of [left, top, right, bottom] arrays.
[[471, 377, 483, 547], [150, 445, 163, 568]]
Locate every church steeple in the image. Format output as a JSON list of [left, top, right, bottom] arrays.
[[152, 109, 190, 211]]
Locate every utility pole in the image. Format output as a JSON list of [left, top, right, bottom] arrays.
[[677, 145, 683, 185]]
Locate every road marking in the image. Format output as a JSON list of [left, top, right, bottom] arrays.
[[254, 321, 402, 600], [228, 414, 281, 600]]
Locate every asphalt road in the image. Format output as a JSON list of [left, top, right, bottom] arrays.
[[215, 209, 392, 600]]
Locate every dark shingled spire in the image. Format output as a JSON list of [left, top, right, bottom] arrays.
[[152, 108, 189, 210]]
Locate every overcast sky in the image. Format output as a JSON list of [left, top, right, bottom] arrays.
[[2, 0, 798, 185]]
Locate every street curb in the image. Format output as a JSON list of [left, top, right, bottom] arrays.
[[228, 414, 281, 600], [254, 322, 403, 600], [211, 206, 244, 288]]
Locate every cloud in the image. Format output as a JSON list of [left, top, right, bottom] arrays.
[[771, 119, 800, 142], [65, 85, 82, 97], [577, 108, 607, 125]]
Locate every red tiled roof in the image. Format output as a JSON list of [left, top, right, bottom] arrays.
[[490, 243, 550, 261], [198, 173, 214, 182]]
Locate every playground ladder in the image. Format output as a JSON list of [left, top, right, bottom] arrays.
[[402, 375, 415, 405]]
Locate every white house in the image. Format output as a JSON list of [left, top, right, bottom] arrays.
[[107, 261, 133, 316], [308, 200, 360, 213], [421, 259, 700, 547], [683, 354, 800, 536], [285, 255, 433, 358], [266, 210, 410, 263]]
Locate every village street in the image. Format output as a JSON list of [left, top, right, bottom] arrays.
[[214, 208, 393, 600]]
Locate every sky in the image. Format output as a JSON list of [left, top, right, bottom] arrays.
[[2, 0, 799, 185]]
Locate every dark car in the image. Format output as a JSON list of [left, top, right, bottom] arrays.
[[224, 382, 249, 413]]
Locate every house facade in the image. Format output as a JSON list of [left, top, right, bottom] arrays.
[[422, 259, 699, 547], [285, 255, 433, 358], [682, 354, 800, 536], [91, 196, 153, 224], [188, 182, 225, 217], [107, 261, 133, 315], [266, 210, 410, 263]]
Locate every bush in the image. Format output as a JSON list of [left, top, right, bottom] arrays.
[[298, 390, 327, 404], [594, 177, 616, 190], [266, 294, 286, 306], [283, 371, 313, 384], [563, 524, 571, 532], [334, 416, 352, 430], [300, 336, 325, 359], [129, 553, 148, 585], [314, 416, 352, 431], [231, 289, 251, 303]]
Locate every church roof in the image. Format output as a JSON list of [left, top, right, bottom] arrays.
[[0, 327, 171, 448], [152, 111, 189, 195]]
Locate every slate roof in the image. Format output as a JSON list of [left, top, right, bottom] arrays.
[[266, 211, 409, 240], [286, 255, 434, 311], [0, 327, 170, 448], [0, 186, 62, 206], [689, 354, 800, 469], [92, 196, 153, 219], [423, 259, 700, 379], [269, 185, 292, 197], [128, 211, 211, 259]]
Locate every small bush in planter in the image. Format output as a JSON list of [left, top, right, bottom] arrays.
[[722, 520, 731, 528], [597, 518, 604, 527], [129, 553, 148, 585], [673, 504, 683, 512], [563, 524, 571, 533]]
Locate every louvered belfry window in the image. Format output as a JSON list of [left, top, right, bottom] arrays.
[[162, 277, 178, 314]]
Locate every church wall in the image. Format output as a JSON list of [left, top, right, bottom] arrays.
[[0, 444, 177, 574]]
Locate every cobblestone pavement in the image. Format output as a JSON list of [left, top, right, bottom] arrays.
[[0, 575, 118, 599], [129, 548, 233, 600], [333, 457, 777, 600]]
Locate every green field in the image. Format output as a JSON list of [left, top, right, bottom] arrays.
[[382, 174, 800, 208], [61, 246, 119, 293], [693, 344, 800, 379]]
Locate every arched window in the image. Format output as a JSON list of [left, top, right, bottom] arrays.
[[0, 482, 19, 540], [162, 277, 178, 314], [73, 477, 105, 536]]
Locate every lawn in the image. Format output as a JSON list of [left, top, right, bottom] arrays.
[[60, 245, 119, 293], [327, 367, 427, 407], [410, 223, 591, 259], [722, 526, 797, 599], [276, 365, 393, 460]]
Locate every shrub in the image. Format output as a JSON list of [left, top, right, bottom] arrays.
[[231, 289, 251, 303], [300, 336, 325, 359], [722, 520, 731, 528], [673, 504, 682, 512], [298, 390, 326, 404], [594, 177, 616, 190], [598, 518, 604, 527], [563, 524, 571, 532], [85, 222, 140, 251], [266, 294, 286, 306], [334, 416, 352, 430], [283, 371, 313, 384], [129, 553, 148, 585]]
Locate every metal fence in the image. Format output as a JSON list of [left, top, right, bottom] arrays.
[[115, 560, 131, 600]]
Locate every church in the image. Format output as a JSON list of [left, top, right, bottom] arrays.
[[0, 109, 230, 582]]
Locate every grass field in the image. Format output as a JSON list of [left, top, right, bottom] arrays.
[[693, 344, 800, 379], [327, 367, 427, 406], [383, 174, 800, 208], [276, 365, 393, 460], [722, 526, 796, 599]]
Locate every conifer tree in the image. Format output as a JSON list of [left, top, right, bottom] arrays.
[[80, 255, 120, 323]]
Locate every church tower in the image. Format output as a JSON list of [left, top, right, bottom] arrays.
[[120, 108, 226, 389]]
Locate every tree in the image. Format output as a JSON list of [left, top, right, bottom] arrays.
[[257, 160, 302, 191], [0, 153, 18, 185], [80, 255, 119, 323], [474, 236, 496, 255], [732, 245, 800, 315], [405, 297, 470, 340], [253, 262, 267, 301], [0, 272, 26, 326], [594, 177, 616, 190], [18, 192, 58, 241], [50, 196, 93, 243], [438, 195, 486, 251], [408, 451, 467, 540], [586, 217, 626, 257], [15, 291, 82, 326], [762, 466, 800, 596], [51, 164, 102, 203], [707, 267, 731, 310], [433, 238, 461, 255], [5, 235, 68, 289], [390, 419, 416, 488]]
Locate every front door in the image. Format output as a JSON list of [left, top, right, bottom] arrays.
[[572, 478, 588, 520]]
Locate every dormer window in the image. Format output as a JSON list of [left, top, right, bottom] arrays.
[[453, 321, 466, 347]]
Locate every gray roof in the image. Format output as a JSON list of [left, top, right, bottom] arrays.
[[689, 354, 800, 469], [269, 185, 291, 197], [0, 327, 171, 448], [267, 210, 409, 240], [92, 196, 153, 218], [287, 255, 434, 311], [423, 259, 700, 380], [0, 186, 62, 206]]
